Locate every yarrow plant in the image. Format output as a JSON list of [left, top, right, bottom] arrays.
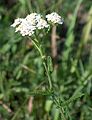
[[11, 12, 63, 89], [11, 12, 65, 119]]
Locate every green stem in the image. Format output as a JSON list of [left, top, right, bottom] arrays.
[[60, 107, 67, 120], [29, 37, 67, 119], [31, 40, 43, 58], [31, 38, 52, 90], [43, 62, 52, 90]]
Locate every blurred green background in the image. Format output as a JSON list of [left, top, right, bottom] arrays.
[[0, 0, 92, 120]]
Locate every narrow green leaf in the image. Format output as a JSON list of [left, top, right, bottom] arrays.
[[47, 56, 53, 72]]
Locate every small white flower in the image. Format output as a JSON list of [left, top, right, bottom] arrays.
[[36, 19, 49, 29], [26, 13, 41, 26], [46, 12, 63, 24], [11, 18, 23, 27], [15, 19, 36, 36]]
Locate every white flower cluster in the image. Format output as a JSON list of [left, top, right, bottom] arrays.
[[11, 12, 63, 36], [11, 13, 49, 36], [46, 12, 63, 24]]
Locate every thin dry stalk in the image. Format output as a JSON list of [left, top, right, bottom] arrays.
[[28, 97, 33, 114], [51, 26, 58, 69], [0, 100, 12, 113]]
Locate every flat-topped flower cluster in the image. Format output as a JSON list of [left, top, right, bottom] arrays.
[[46, 12, 63, 24], [11, 12, 63, 36]]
